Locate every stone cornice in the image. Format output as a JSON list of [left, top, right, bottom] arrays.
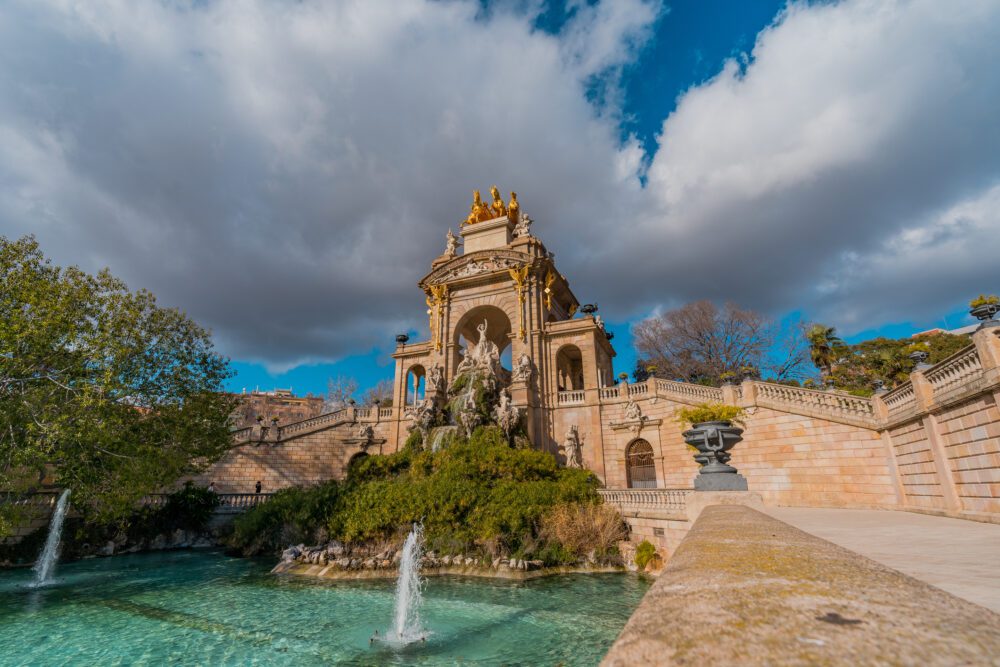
[[419, 249, 535, 288]]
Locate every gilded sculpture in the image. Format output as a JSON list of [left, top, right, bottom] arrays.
[[489, 185, 507, 218], [507, 191, 520, 224], [465, 190, 495, 225]]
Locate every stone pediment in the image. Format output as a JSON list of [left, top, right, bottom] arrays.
[[421, 249, 534, 286]]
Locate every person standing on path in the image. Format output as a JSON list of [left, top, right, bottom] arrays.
[[254, 480, 262, 494]]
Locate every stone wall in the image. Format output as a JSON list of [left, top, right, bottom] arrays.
[[196, 410, 393, 493]]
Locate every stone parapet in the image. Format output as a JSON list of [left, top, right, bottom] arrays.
[[602, 505, 1000, 666]]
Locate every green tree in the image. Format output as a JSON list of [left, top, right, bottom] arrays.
[[0, 236, 237, 535], [829, 333, 970, 395], [806, 324, 846, 379]]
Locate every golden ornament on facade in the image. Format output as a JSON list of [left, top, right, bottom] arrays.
[[463, 187, 517, 225], [544, 269, 557, 310]]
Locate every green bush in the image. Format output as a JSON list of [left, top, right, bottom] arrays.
[[634, 540, 656, 570], [675, 403, 746, 427], [228, 480, 340, 556], [970, 294, 999, 308], [229, 426, 603, 561]]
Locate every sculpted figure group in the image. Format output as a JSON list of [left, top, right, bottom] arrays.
[[464, 186, 520, 225]]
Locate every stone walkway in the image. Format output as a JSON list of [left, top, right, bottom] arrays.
[[764, 507, 1000, 614]]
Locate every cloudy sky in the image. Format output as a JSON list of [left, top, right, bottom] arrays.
[[2, 0, 999, 395]]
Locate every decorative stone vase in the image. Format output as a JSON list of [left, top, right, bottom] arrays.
[[683, 420, 748, 491], [970, 303, 1000, 328]]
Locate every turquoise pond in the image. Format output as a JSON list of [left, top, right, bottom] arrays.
[[0, 551, 649, 666]]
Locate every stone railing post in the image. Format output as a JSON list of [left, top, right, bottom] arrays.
[[619, 378, 629, 399], [972, 327, 1000, 380], [911, 370, 961, 512], [721, 383, 739, 406], [738, 380, 758, 408]]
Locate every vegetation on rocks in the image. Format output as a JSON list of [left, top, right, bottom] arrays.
[[229, 426, 619, 566], [634, 540, 656, 570]]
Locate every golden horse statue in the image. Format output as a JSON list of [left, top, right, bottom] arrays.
[[489, 185, 507, 218], [465, 190, 494, 225]]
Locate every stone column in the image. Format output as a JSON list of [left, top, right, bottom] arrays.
[[911, 370, 962, 512]]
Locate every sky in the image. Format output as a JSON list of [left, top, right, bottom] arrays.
[[2, 0, 999, 398]]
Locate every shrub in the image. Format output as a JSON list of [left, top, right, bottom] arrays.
[[634, 540, 656, 570], [675, 403, 745, 427], [538, 503, 626, 564], [228, 480, 340, 556], [970, 294, 999, 308]]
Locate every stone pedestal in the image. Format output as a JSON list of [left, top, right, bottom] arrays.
[[693, 472, 748, 492], [461, 216, 513, 253]]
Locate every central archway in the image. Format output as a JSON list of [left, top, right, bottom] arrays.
[[452, 305, 513, 373]]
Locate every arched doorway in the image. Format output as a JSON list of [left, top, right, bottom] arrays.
[[555, 345, 584, 391], [626, 439, 657, 488]]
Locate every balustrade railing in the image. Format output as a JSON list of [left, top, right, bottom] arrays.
[[654, 379, 723, 403], [0, 491, 61, 509], [598, 488, 691, 513], [378, 408, 394, 418], [278, 409, 349, 437], [925, 346, 983, 394], [754, 382, 875, 422], [627, 383, 648, 397], [882, 382, 916, 418], [354, 408, 373, 419], [557, 390, 585, 405], [598, 386, 620, 400]]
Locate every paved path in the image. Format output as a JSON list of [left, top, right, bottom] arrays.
[[764, 507, 1000, 613]]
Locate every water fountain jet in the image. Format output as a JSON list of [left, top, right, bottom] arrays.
[[373, 522, 428, 646], [32, 489, 71, 587]]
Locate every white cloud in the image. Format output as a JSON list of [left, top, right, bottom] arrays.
[[1, 0, 998, 371]]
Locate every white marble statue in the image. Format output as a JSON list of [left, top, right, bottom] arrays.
[[562, 425, 584, 469], [493, 391, 520, 437], [512, 353, 533, 382], [513, 213, 533, 238], [444, 228, 460, 257], [624, 399, 642, 421]]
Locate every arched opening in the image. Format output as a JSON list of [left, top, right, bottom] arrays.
[[406, 365, 426, 405], [453, 305, 513, 373], [347, 451, 369, 472], [626, 439, 657, 489], [555, 345, 584, 391]]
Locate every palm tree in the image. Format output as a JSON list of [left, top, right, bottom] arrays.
[[806, 324, 845, 380]]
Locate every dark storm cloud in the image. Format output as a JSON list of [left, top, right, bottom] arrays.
[[1, 0, 998, 372]]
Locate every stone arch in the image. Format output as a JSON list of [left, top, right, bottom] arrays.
[[452, 304, 513, 372], [555, 344, 585, 391], [625, 439, 657, 489], [406, 364, 426, 405], [347, 451, 369, 471]]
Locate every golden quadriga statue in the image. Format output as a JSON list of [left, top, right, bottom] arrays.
[[464, 186, 513, 225]]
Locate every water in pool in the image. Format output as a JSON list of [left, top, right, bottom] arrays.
[[0, 550, 649, 665]]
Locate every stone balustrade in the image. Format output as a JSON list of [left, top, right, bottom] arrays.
[[138, 492, 273, 513], [752, 381, 876, 426], [627, 383, 649, 397], [598, 386, 619, 400], [0, 491, 62, 509], [882, 381, 917, 418], [924, 345, 983, 394], [598, 488, 691, 514], [557, 390, 585, 405], [653, 378, 723, 403], [278, 409, 350, 437]]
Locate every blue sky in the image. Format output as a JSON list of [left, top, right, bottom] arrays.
[[2, 0, 997, 400]]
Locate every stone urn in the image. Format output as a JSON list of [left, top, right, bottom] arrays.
[[682, 420, 748, 491], [970, 302, 1000, 328]]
